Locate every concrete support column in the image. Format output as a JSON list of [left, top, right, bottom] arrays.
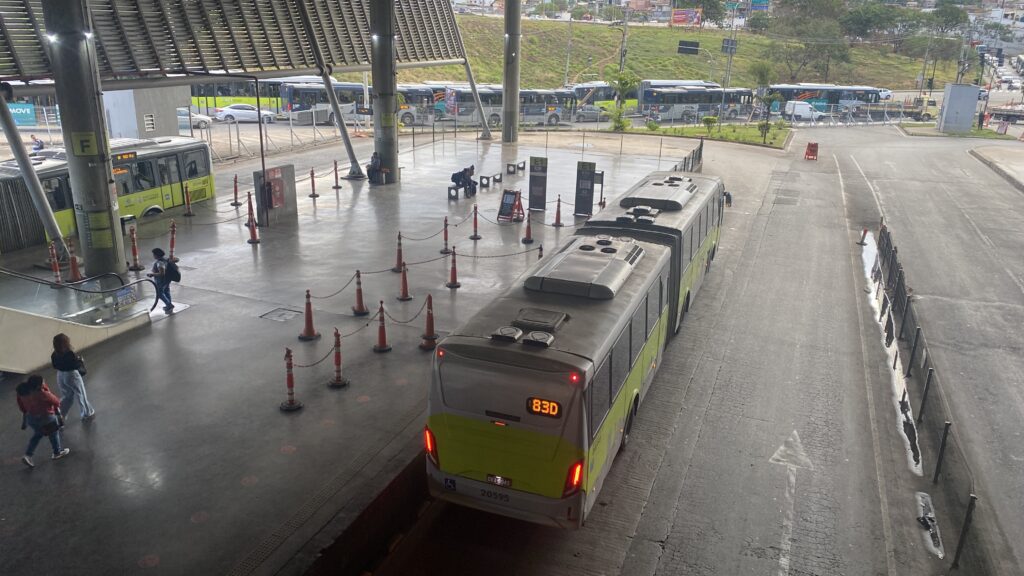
[[502, 0, 522, 143], [370, 0, 399, 184], [42, 0, 125, 276]]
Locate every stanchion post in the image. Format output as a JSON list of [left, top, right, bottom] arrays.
[[231, 174, 242, 207], [169, 220, 179, 262], [951, 494, 979, 568], [332, 160, 343, 190], [327, 328, 350, 388], [392, 233, 404, 273], [183, 183, 195, 217], [279, 348, 303, 412], [440, 217, 451, 254], [470, 204, 481, 240], [917, 368, 934, 424], [553, 195, 564, 227], [308, 168, 319, 199], [446, 245, 461, 289], [906, 327, 922, 377], [48, 241, 62, 285], [932, 421, 952, 484], [897, 295, 912, 339], [246, 192, 260, 245], [128, 226, 144, 271]]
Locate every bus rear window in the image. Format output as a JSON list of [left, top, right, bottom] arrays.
[[439, 356, 576, 428]]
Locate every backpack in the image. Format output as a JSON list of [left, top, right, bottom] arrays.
[[451, 172, 460, 184], [165, 259, 181, 283]]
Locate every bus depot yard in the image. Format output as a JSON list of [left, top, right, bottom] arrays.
[[3, 120, 1024, 574]]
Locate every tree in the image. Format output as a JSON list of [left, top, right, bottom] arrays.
[[607, 70, 640, 107], [885, 7, 926, 53], [746, 12, 770, 34], [840, 2, 894, 38], [600, 5, 623, 21], [932, 3, 968, 33], [771, 19, 849, 82], [702, 115, 718, 135], [747, 60, 776, 88], [773, 0, 844, 21], [570, 5, 590, 20]]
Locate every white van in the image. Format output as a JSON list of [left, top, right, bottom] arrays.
[[783, 100, 829, 121]]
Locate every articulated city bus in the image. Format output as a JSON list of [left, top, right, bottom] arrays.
[[426, 171, 725, 527], [643, 87, 754, 122], [0, 137, 214, 255], [766, 83, 881, 113], [571, 81, 638, 111], [190, 77, 312, 114], [636, 79, 721, 110]]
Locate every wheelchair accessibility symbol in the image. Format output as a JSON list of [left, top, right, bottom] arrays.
[[444, 478, 457, 491]]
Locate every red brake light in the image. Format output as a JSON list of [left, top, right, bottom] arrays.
[[569, 372, 580, 384], [437, 348, 445, 358], [563, 460, 584, 497], [424, 426, 439, 467]]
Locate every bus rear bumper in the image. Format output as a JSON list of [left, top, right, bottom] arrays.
[[427, 462, 585, 529]]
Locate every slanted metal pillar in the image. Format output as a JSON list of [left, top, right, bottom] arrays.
[[369, 0, 399, 183], [295, 1, 365, 179], [503, 0, 522, 142], [450, 16, 491, 140], [42, 0, 125, 275], [0, 83, 69, 261]]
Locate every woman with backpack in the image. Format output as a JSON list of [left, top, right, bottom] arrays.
[[17, 375, 70, 467], [148, 247, 175, 313], [51, 333, 96, 421]]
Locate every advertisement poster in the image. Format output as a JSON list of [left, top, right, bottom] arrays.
[[671, 8, 702, 26], [574, 161, 597, 217], [6, 103, 36, 126]]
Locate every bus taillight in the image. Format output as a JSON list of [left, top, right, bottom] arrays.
[[563, 460, 584, 497], [424, 426, 439, 467]]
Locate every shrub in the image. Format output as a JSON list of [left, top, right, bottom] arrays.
[[702, 116, 718, 135], [646, 120, 661, 132]]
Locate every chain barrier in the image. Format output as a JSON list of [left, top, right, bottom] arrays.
[[186, 212, 250, 226], [462, 246, 542, 259], [310, 272, 358, 300], [195, 200, 245, 215], [291, 345, 335, 369], [135, 225, 173, 240], [290, 310, 381, 369], [476, 212, 519, 227], [382, 297, 429, 325], [402, 205, 475, 241]]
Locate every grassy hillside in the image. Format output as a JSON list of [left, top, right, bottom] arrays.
[[337, 15, 958, 90]]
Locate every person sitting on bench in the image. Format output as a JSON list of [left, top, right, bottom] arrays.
[[450, 165, 477, 197], [367, 152, 382, 184]]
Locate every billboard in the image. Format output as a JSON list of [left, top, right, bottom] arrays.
[[671, 8, 702, 26], [751, 0, 770, 11], [7, 103, 36, 126]]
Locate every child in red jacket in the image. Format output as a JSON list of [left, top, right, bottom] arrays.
[[16, 374, 70, 468]]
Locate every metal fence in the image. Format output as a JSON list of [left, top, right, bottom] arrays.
[[875, 223, 1017, 572]]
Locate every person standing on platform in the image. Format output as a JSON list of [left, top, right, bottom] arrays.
[[17, 375, 70, 467], [51, 333, 95, 421], [148, 248, 174, 313]]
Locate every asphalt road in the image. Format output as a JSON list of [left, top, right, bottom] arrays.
[[366, 126, 1023, 576]]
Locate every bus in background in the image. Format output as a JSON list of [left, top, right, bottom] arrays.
[[572, 81, 638, 112], [766, 83, 881, 114], [643, 87, 754, 122], [636, 79, 721, 110], [191, 76, 318, 115], [520, 89, 567, 125], [0, 137, 214, 254], [397, 84, 436, 126], [279, 81, 369, 125]]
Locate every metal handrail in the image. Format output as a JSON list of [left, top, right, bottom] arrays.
[[0, 267, 160, 312]]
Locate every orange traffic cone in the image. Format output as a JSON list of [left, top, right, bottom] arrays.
[[553, 195, 564, 227], [373, 301, 392, 353], [392, 233, 404, 273], [298, 289, 321, 341], [352, 270, 370, 316], [66, 237, 83, 282], [521, 214, 534, 244], [446, 246, 461, 289], [279, 348, 303, 412], [419, 294, 439, 351], [397, 262, 413, 301], [327, 328, 350, 388]]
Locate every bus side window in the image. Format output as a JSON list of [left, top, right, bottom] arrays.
[[647, 281, 660, 336], [590, 357, 611, 439], [630, 301, 645, 366], [132, 160, 157, 191], [157, 155, 181, 186], [42, 177, 71, 211], [183, 150, 208, 179], [611, 327, 629, 402]]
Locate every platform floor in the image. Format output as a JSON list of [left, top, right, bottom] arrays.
[[0, 133, 697, 576]]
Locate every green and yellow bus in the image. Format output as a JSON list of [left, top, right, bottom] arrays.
[[0, 136, 214, 254], [425, 171, 725, 527]]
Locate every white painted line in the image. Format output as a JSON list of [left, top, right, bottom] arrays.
[[850, 154, 885, 217], [771, 431, 814, 576]]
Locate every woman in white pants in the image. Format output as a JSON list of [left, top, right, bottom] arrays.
[[50, 333, 96, 421]]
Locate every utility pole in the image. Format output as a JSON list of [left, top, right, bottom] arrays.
[[919, 35, 933, 95], [564, 17, 573, 87], [719, 2, 739, 130], [619, 2, 629, 73]]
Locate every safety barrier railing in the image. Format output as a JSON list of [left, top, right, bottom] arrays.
[[0, 265, 160, 324], [875, 223, 1017, 572]]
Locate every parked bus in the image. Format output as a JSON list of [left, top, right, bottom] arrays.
[[428, 84, 569, 126], [0, 137, 214, 254], [572, 81, 638, 111], [643, 87, 754, 122], [426, 171, 725, 527], [279, 81, 369, 124], [766, 83, 881, 113], [397, 84, 437, 125], [637, 79, 721, 110], [520, 88, 568, 125], [190, 77, 316, 114]]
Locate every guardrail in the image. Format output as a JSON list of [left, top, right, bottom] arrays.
[[875, 223, 1018, 572]]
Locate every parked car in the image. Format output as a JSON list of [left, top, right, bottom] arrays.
[[575, 104, 609, 123], [214, 103, 276, 123], [978, 87, 989, 101], [176, 108, 212, 129], [783, 100, 830, 121], [878, 88, 893, 100]]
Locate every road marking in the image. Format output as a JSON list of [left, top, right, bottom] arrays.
[[850, 155, 885, 216], [837, 154, 898, 576], [771, 431, 814, 576]]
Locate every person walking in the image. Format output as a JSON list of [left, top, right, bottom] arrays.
[[148, 247, 174, 313], [51, 333, 95, 421], [17, 375, 70, 467], [30, 134, 44, 152]]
